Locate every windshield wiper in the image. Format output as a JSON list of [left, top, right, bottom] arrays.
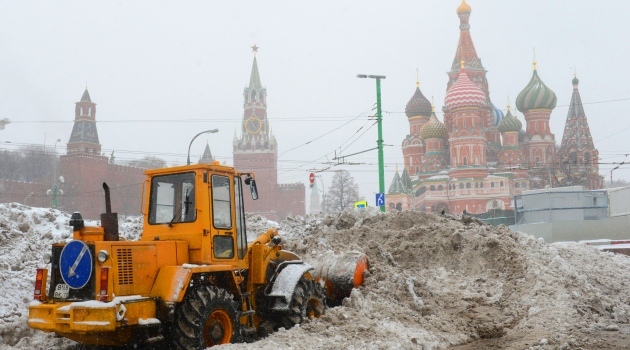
[[169, 187, 190, 227]]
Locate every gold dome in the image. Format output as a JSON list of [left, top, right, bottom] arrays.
[[457, 0, 472, 15]]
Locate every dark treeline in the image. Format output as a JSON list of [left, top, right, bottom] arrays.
[[0, 146, 57, 183]]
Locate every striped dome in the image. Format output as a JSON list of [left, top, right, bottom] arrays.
[[444, 68, 486, 110], [405, 86, 432, 118], [516, 64, 557, 112], [420, 112, 448, 139], [490, 101, 504, 126], [497, 107, 522, 133]]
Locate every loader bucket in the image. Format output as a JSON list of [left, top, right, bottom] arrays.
[[310, 251, 369, 305]]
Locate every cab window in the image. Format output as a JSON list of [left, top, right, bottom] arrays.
[[148, 172, 196, 224], [212, 175, 232, 229], [213, 235, 234, 259]]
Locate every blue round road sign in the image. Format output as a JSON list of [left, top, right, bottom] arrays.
[[60, 240, 93, 289]]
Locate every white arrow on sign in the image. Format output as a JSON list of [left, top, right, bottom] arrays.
[[68, 245, 88, 278]]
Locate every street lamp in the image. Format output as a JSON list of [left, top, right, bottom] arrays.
[[49, 139, 62, 209], [357, 74, 386, 212], [187, 129, 219, 165], [0, 118, 10, 130]]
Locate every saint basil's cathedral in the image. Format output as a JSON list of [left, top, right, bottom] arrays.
[[386, 0, 602, 214]]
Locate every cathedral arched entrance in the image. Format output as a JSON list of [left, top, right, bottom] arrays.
[[431, 202, 449, 214]]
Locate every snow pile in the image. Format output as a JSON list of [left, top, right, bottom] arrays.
[[224, 209, 630, 349], [0, 203, 139, 350], [2, 204, 630, 349]]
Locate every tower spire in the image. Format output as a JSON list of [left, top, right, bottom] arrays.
[[416, 68, 419, 87], [248, 45, 262, 90]]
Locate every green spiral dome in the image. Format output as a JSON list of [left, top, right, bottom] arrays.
[[497, 108, 522, 133], [516, 66, 557, 112]]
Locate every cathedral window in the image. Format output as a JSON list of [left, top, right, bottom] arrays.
[[430, 185, 435, 191], [80, 107, 84, 115], [459, 183, 464, 189], [491, 182, 495, 188], [466, 182, 471, 189], [88, 107, 92, 116], [522, 182, 527, 188], [500, 181, 504, 187], [515, 182, 520, 188], [438, 185, 443, 191]]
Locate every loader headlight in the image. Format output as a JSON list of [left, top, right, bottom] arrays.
[[43, 253, 52, 264], [97, 250, 109, 263]]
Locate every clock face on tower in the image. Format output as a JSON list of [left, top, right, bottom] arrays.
[[245, 117, 262, 134]]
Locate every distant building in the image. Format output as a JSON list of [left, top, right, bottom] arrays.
[[387, 0, 602, 215], [309, 180, 321, 214], [233, 47, 305, 220], [0, 88, 144, 219], [198, 142, 215, 164]]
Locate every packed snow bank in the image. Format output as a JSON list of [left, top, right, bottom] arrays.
[[226, 209, 630, 349], [2, 204, 630, 349]]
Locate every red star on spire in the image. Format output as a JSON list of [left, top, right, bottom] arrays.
[[251, 44, 259, 54]]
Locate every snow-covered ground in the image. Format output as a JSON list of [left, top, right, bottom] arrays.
[[2, 203, 630, 349]]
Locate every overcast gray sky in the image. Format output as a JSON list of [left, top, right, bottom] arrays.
[[1, 0, 629, 204]]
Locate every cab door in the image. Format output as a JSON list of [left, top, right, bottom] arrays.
[[210, 174, 236, 260]]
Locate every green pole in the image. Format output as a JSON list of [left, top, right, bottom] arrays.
[[376, 78, 385, 212], [52, 183, 58, 209]]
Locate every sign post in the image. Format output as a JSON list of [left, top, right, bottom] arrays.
[[375, 192, 385, 208]]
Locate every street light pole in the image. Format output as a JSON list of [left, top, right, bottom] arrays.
[[357, 74, 386, 212], [187, 129, 219, 165]]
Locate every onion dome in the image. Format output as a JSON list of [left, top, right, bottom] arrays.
[[444, 62, 486, 110], [420, 109, 448, 139], [516, 61, 557, 112], [572, 75, 579, 86], [405, 84, 432, 118], [457, 0, 472, 15], [497, 105, 522, 133], [490, 101, 504, 126]]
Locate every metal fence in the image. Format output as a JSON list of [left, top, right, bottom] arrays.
[[514, 189, 608, 225]]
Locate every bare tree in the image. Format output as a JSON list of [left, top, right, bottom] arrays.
[[0, 145, 56, 182], [321, 170, 360, 213], [127, 155, 167, 169]]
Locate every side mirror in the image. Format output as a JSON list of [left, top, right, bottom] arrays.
[[250, 179, 258, 200]]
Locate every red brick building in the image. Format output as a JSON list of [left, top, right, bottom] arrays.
[[233, 47, 305, 221]]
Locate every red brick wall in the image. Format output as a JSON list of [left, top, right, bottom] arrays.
[[59, 155, 144, 219]]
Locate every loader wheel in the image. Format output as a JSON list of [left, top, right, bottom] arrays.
[[172, 285, 240, 349], [277, 276, 326, 330]]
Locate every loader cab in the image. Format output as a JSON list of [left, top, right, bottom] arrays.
[[143, 164, 257, 264]]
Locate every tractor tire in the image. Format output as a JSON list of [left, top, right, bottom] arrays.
[[276, 276, 326, 330], [172, 285, 240, 350]]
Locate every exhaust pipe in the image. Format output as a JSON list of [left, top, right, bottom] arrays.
[[101, 183, 119, 241]]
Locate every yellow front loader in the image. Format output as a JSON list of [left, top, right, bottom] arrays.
[[28, 161, 367, 349]]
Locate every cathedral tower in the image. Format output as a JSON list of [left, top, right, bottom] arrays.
[[401, 74, 432, 175], [516, 61, 557, 168], [557, 75, 601, 189], [444, 62, 488, 179]]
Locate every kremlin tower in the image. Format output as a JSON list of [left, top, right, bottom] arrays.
[[233, 46, 305, 220]]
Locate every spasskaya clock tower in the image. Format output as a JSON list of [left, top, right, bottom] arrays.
[[233, 45, 283, 219]]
